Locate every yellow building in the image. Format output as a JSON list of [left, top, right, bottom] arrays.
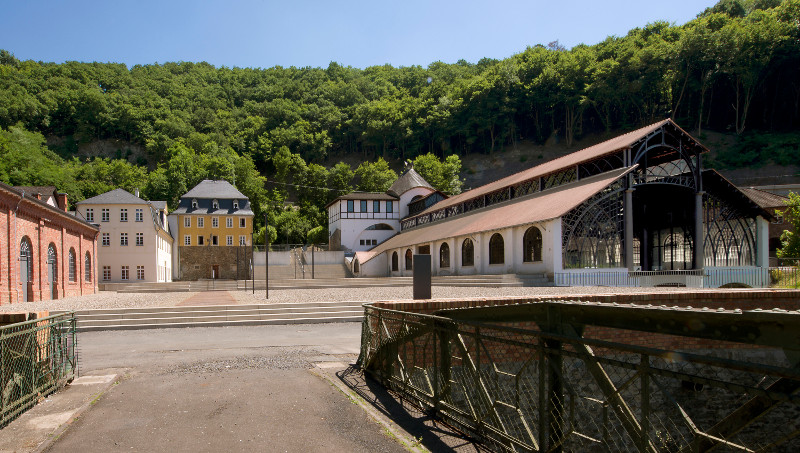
[[169, 180, 254, 280]]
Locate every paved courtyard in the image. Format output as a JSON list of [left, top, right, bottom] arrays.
[[0, 284, 732, 313]]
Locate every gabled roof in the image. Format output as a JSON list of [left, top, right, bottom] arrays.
[[0, 182, 98, 232], [387, 168, 433, 197], [739, 187, 788, 210], [12, 186, 58, 197], [76, 188, 149, 205], [182, 180, 247, 200], [150, 200, 168, 211], [360, 167, 634, 264], [416, 119, 704, 217]]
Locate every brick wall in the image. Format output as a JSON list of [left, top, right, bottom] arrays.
[[0, 189, 98, 305]]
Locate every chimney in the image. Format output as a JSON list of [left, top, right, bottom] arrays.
[[135, 188, 140, 198], [56, 193, 68, 211]]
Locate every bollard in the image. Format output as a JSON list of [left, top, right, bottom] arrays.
[[413, 254, 431, 300]]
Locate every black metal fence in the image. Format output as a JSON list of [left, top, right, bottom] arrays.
[[360, 302, 800, 452], [1, 313, 77, 428]]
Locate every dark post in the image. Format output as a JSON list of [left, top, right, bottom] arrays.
[[413, 254, 431, 300], [312, 244, 315, 279], [265, 212, 269, 299], [251, 231, 254, 294]]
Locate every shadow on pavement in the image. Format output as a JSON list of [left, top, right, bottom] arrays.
[[336, 365, 488, 452]]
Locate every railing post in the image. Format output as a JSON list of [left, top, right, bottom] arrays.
[[546, 338, 563, 453], [639, 353, 650, 453], [435, 321, 451, 412]]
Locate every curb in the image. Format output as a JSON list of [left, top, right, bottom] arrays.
[[311, 362, 429, 453], [31, 372, 123, 453]]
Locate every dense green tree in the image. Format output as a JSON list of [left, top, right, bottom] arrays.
[[411, 153, 463, 195], [777, 193, 800, 262], [354, 158, 397, 192]]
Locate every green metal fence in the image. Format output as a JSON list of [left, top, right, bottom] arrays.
[[359, 302, 800, 452], [1, 312, 77, 428]]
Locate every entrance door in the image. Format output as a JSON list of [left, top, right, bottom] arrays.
[[212, 265, 220, 279], [47, 244, 58, 300], [20, 239, 31, 302]]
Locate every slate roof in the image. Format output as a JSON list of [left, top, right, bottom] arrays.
[[181, 180, 247, 200], [150, 201, 168, 211], [12, 186, 58, 197], [76, 188, 149, 205], [1, 182, 97, 232], [387, 168, 434, 197], [360, 167, 634, 263]]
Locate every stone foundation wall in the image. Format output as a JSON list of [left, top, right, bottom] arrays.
[[178, 246, 251, 280]]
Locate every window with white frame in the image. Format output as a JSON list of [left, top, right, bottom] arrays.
[[85, 208, 94, 222], [103, 266, 111, 281], [191, 199, 198, 209], [136, 266, 145, 280], [102, 233, 110, 246], [184, 235, 191, 246], [120, 209, 128, 222], [211, 235, 218, 246], [101, 208, 109, 222], [184, 217, 191, 228], [136, 232, 144, 246], [233, 200, 239, 209], [212, 217, 219, 228], [120, 232, 128, 246], [239, 218, 246, 228], [198, 217, 204, 228], [239, 236, 247, 246], [135, 208, 143, 222], [198, 236, 204, 246], [212, 199, 219, 209], [121, 266, 129, 280], [227, 235, 233, 246], [226, 217, 233, 228]]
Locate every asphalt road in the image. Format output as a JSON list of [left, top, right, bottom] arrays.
[[44, 324, 408, 453]]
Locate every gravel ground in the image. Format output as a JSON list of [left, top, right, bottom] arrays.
[[0, 284, 743, 313]]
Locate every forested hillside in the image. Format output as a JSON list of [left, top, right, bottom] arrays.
[[1, 0, 798, 243]]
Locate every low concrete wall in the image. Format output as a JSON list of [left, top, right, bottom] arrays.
[[302, 251, 343, 265], [253, 251, 291, 266]]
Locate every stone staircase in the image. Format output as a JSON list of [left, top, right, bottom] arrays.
[[52, 300, 365, 332], [107, 273, 552, 292]]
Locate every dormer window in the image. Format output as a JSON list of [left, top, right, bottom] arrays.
[[212, 199, 219, 210], [191, 199, 198, 209], [233, 200, 239, 210]]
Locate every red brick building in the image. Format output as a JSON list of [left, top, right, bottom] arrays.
[[0, 183, 99, 304]]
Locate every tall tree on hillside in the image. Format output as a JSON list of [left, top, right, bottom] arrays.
[[354, 158, 397, 192]]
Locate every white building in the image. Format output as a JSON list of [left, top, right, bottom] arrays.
[[76, 189, 173, 284], [352, 120, 773, 288], [326, 167, 442, 253]]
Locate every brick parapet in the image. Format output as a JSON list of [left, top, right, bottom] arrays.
[[369, 290, 800, 352]]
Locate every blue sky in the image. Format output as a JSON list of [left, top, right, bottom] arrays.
[[1, 0, 717, 69]]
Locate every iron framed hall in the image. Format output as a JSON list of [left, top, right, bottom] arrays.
[[352, 119, 772, 288]]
